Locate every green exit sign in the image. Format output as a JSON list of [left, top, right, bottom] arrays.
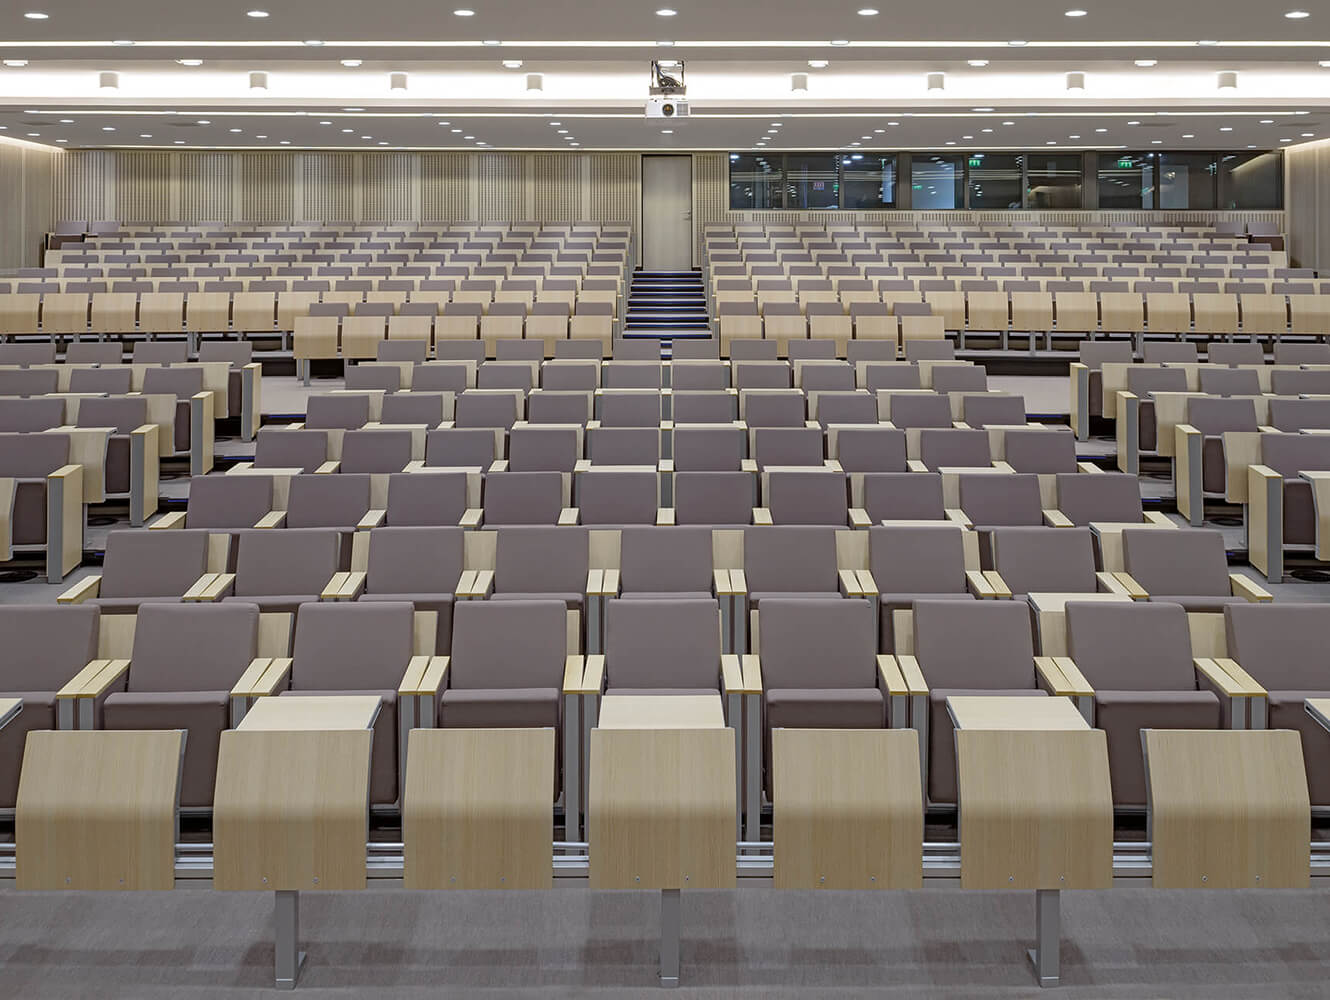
[[912, 183, 922, 190], [968, 157, 982, 167], [1117, 158, 1134, 169]]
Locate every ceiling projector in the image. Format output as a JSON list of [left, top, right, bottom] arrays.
[[646, 97, 690, 118]]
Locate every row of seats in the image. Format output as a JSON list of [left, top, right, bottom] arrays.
[[18, 564, 1317, 815]]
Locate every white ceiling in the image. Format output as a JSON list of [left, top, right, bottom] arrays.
[[1, 1, 1328, 150]]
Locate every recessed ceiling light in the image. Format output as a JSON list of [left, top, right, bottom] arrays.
[[341, 128, 354, 133], [25, 132, 38, 137], [944, 141, 955, 145], [453, 7, 474, 13], [319, 120, 332, 125], [245, 9, 268, 17], [464, 134, 475, 139], [1008, 39, 1028, 46], [1002, 120, 1014, 125], [967, 59, 989, 67], [1127, 120, 1140, 125], [255, 134, 267, 138], [197, 119, 210, 125], [279, 139, 291, 144], [175, 58, 203, 66], [981, 128, 993, 133], [58, 118, 71, 123], [101, 126, 115, 132], [1219, 126, 1233, 131], [888, 120, 899, 125], [1260, 118, 1275, 124], [1046, 140, 1057, 145], [1302, 131, 1316, 136], [139, 133, 151, 138], [873, 128, 885, 133], [1134, 59, 1157, 67], [229, 127, 242, 133], [23, 11, 48, 19], [1069, 134, 1080, 139], [55, 138, 66, 143], [379, 140, 389, 145], [1064, 8, 1087, 15], [360, 135, 372, 139], [1095, 127, 1108, 132], [1182, 132, 1195, 138], [548, 120, 561, 125], [661, 128, 674, 134], [3, 59, 29, 67], [304, 39, 324, 46], [557, 129, 568, 134], [962, 134, 973, 139], [569, 142, 579, 146], [808, 59, 829, 68], [830, 39, 850, 46], [340, 59, 362, 67], [1151, 139, 1163, 143], [849, 141, 860, 146], [174, 139, 186, 145], [502, 59, 523, 68], [1281, 137, 1292, 142], [451, 128, 462, 132], [1285, 9, 1310, 17], [857, 7, 879, 14], [656, 7, 677, 14]]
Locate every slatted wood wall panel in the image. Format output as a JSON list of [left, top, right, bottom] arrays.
[[52, 149, 110, 226], [302, 152, 356, 223], [691, 151, 728, 260], [363, 152, 414, 222], [0, 141, 56, 269], [115, 152, 173, 223], [1284, 140, 1329, 270], [477, 152, 525, 221], [533, 153, 581, 221], [588, 152, 640, 233], [239, 153, 294, 222], [420, 152, 471, 221], [178, 152, 233, 222]]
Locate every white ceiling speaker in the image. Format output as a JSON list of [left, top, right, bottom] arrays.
[[791, 72, 808, 92], [926, 72, 945, 91], [98, 71, 119, 91], [390, 72, 408, 91], [1217, 70, 1238, 90], [526, 73, 543, 92], [1066, 71, 1085, 91], [248, 71, 269, 92]]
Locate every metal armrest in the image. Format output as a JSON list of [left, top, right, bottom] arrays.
[[752, 507, 773, 525], [1230, 573, 1273, 602], [557, 506, 580, 526], [253, 510, 286, 529], [149, 511, 186, 530], [57, 574, 101, 604], [356, 509, 387, 531], [400, 655, 450, 697], [1042, 508, 1074, 528]]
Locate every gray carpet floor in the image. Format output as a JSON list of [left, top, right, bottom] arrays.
[[2, 887, 1330, 997]]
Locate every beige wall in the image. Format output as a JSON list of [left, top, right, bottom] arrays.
[[1285, 140, 1330, 270], [0, 139, 57, 269]]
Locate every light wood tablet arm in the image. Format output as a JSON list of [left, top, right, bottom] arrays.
[[944, 507, 973, 528], [183, 572, 236, 602], [1097, 571, 1131, 595], [488, 459, 509, 473], [658, 458, 674, 474], [403, 460, 426, 473], [56, 658, 129, 700], [752, 507, 773, 525], [459, 507, 483, 528], [399, 655, 450, 697], [855, 569, 879, 598], [965, 569, 1000, 598], [906, 459, 929, 473], [562, 655, 584, 695], [740, 458, 758, 474], [315, 460, 340, 474], [573, 654, 606, 696], [601, 569, 619, 597], [248, 657, 294, 698], [1034, 656, 1068, 695], [557, 506, 580, 526], [1042, 508, 1074, 528], [656, 507, 676, 526], [720, 653, 747, 695], [1076, 462, 1103, 474], [1230, 573, 1273, 602], [1142, 511, 1175, 527], [983, 571, 1012, 598], [1052, 656, 1095, 698], [713, 568, 739, 597], [1035, 656, 1095, 698], [729, 568, 748, 599], [741, 653, 762, 694], [356, 509, 387, 531], [1110, 572, 1148, 599], [878, 654, 929, 696], [335, 571, 368, 600], [467, 569, 495, 598], [58, 574, 101, 604], [848, 507, 871, 529], [254, 510, 286, 529], [149, 511, 186, 530], [1194, 657, 1268, 700], [230, 657, 278, 700], [838, 568, 867, 598]]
